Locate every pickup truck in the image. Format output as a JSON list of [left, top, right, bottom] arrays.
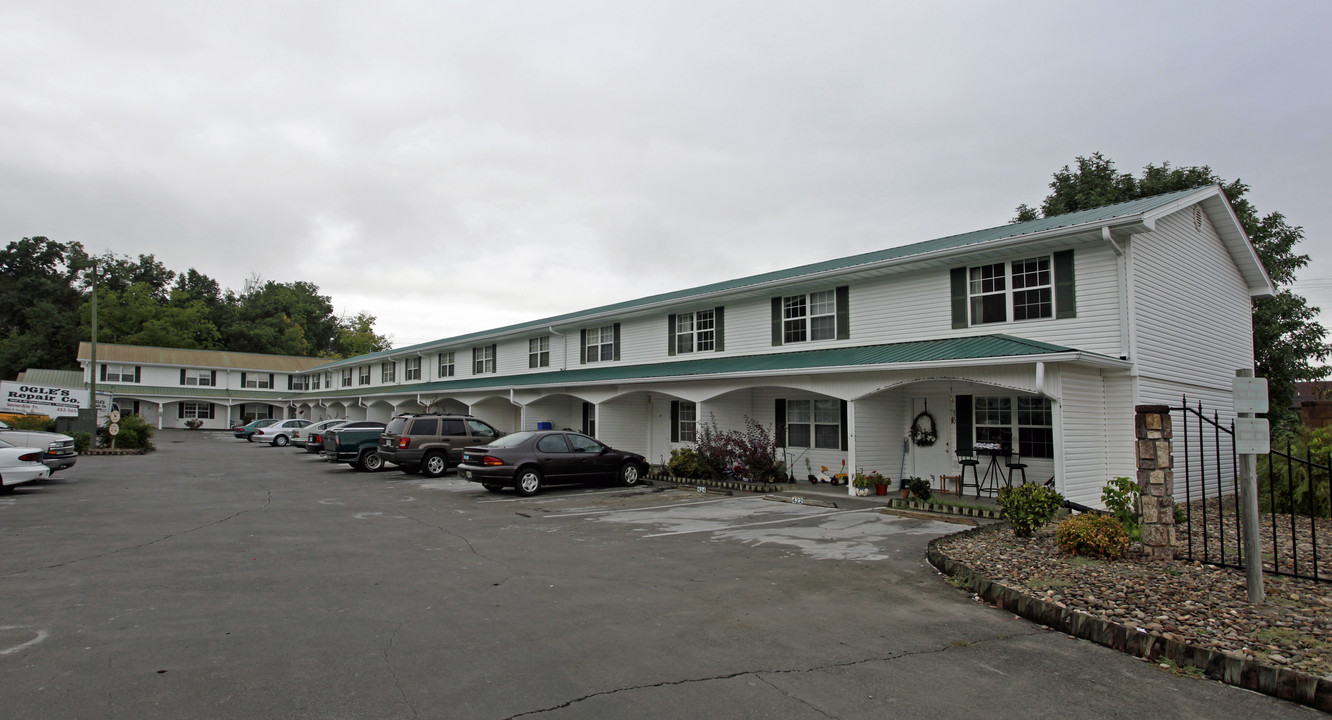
[[321, 422, 387, 471]]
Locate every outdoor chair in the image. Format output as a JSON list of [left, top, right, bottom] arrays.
[[956, 448, 980, 497], [1006, 449, 1028, 485]]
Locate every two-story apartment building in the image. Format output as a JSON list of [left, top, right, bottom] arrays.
[[77, 185, 1272, 506]]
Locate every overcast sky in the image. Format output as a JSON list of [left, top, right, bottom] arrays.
[[2, 1, 1329, 349]]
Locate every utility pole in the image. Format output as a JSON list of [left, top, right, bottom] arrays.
[[88, 257, 99, 432]]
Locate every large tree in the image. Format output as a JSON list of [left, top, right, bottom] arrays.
[[0, 237, 85, 378], [1014, 153, 1330, 424]]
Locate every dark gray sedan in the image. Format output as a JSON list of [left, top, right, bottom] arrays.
[[457, 430, 648, 496]]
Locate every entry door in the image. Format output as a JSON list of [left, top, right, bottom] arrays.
[[908, 397, 954, 482]]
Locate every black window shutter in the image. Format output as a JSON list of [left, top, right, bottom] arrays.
[[180, 369, 187, 385], [956, 395, 974, 452], [268, 373, 274, 388], [950, 267, 969, 329], [835, 286, 850, 340], [714, 307, 724, 351], [582, 402, 591, 435], [771, 297, 783, 346], [839, 400, 849, 451], [134, 366, 141, 383], [489, 345, 497, 371], [670, 401, 680, 443], [208, 404, 215, 419], [177, 403, 185, 419], [210, 370, 216, 386], [1054, 250, 1077, 319], [241, 372, 247, 386], [287, 375, 293, 390], [774, 399, 786, 448], [667, 315, 676, 356], [579, 330, 587, 365], [471, 348, 478, 371], [612, 324, 621, 361], [100, 364, 106, 381]]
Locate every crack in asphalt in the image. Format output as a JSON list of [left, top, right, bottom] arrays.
[[500, 631, 1044, 719], [0, 487, 274, 578], [397, 509, 516, 585], [383, 622, 421, 719]]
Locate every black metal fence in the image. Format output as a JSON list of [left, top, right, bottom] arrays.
[[1175, 396, 1330, 583]]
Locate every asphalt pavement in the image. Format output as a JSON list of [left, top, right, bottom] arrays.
[[0, 430, 1314, 719]]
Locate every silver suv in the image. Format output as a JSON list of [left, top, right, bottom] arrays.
[[0, 420, 78, 472], [378, 414, 501, 477]]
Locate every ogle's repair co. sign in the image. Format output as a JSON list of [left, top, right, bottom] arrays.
[[0, 383, 89, 418]]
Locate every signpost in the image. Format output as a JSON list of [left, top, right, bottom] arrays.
[[1234, 371, 1266, 604]]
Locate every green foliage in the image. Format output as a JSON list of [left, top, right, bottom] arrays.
[[1012, 154, 1330, 428], [99, 414, 155, 451], [71, 432, 92, 453], [0, 237, 86, 379], [1101, 476, 1142, 540], [1258, 425, 1332, 518], [904, 476, 933, 503], [666, 447, 709, 479], [1056, 513, 1131, 559], [998, 483, 1065, 537], [3, 415, 56, 431]]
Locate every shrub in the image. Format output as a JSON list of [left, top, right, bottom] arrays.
[[1259, 424, 1332, 518], [997, 483, 1065, 536], [667, 447, 709, 479], [1101, 476, 1141, 540], [904, 476, 933, 503], [4, 414, 56, 432], [71, 432, 92, 453], [692, 414, 786, 482], [1056, 513, 1131, 559], [184, 418, 204, 430], [98, 414, 155, 451]]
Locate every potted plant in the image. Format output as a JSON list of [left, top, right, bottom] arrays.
[[902, 476, 933, 504], [851, 472, 875, 496]]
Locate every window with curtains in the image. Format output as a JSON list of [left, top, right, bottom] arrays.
[[585, 326, 614, 363], [675, 310, 715, 353], [182, 369, 212, 386], [381, 362, 396, 383], [104, 364, 137, 382], [474, 346, 495, 374], [341, 369, 352, 387], [358, 366, 371, 385]]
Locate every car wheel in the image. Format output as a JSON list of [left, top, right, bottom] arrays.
[[483, 484, 502, 493], [400, 464, 421, 475], [514, 467, 543, 497], [619, 463, 641, 487], [247, 436, 254, 442], [420, 452, 448, 478], [357, 450, 385, 472], [0, 484, 13, 495], [273, 435, 289, 447]]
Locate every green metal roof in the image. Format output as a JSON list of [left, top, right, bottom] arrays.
[[16, 368, 84, 386], [312, 186, 1212, 371], [92, 385, 294, 402], [301, 334, 1108, 400]]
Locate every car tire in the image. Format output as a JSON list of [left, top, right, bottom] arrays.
[[357, 450, 385, 472], [483, 484, 502, 493], [0, 484, 13, 495], [400, 464, 421, 475], [274, 435, 289, 447], [514, 467, 543, 497], [619, 463, 641, 487], [247, 436, 254, 442], [420, 452, 448, 478]]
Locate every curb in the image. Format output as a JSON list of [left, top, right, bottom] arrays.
[[648, 474, 794, 494], [890, 498, 1003, 520], [81, 448, 149, 456], [927, 525, 1332, 713]]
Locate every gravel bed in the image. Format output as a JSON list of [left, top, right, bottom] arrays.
[[939, 525, 1332, 678]]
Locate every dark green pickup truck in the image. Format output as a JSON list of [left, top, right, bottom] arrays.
[[322, 422, 387, 471]]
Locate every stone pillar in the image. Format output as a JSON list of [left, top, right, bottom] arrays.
[[1135, 405, 1176, 559]]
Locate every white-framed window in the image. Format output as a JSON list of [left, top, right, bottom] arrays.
[[183, 370, 212, 386], [182, 402, 211, 419], [1018, 397, 1054, 459], [341, 369, 352, 387], [970, 395, 1054, 459], [358, 366, 370, 385], [474, 345, 495, 374], [969, 256, 1052, 325], [529, 337, 550, 368], [244, 374, 271, 389], [405, 357, 421, 381], [104, 364, 137, 383], [678, 400, 697, 442], [974, 396, 1011, 446], [585, 326, 615, 363], [786, 398, 840, 449], [675, 310, 715, 354], [439, 352, 455, 377], [381, 362, 396, 383], [311, 374, 321, 390], [782, 290, 836, 343], [290, 375, 308, 391]]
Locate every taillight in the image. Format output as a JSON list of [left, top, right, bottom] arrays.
[[292, 431, 301, 438], [398, 438, 411, 449], [482, 456, 504, 466], [19, 452, 41, 462]]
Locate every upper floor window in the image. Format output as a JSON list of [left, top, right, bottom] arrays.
[[358, 366, 371, 385], [381, 361, 396, 383], [341, 369, 352, 387], [952, 251, 1075, 329], [103, 364, 138, 383], [529, 337, 550, 368], [771, 287, 847, 346], [242, 373, 272, 389], [289, 375, 308, 391], [439, 352, 455, 377], [311, 374, 321, 390], [405, 357, 421, 380], [181, 369, 213, 386], [674, 310, 715, 354], [473, 345, 496, 374], [582, 324, 619, 363]]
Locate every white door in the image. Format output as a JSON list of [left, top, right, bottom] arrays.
[[907, 397, 954, 484]]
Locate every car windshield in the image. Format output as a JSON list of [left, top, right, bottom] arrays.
[[485, 431, 532, 448]]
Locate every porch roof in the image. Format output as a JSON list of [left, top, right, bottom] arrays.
[[301, 334, 1123, 401]]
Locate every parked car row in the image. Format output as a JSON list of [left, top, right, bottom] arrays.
[[244, 412, 650, 497], [0, 419, 78, 495]]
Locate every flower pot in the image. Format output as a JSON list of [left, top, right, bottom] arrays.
[[854, 487, 871, 497], [874, 483, 888, 496]]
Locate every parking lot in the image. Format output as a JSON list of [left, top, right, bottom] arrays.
[[0, 430, 1310, 719]]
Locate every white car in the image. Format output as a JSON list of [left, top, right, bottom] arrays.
[[0, 419, 77, 472], [251, 419, 312, 447], [292, 419, 346, 449], [0, 437, 51, 494]]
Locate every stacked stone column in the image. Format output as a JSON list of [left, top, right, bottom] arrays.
[[1135, 405, 1176, 559]]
